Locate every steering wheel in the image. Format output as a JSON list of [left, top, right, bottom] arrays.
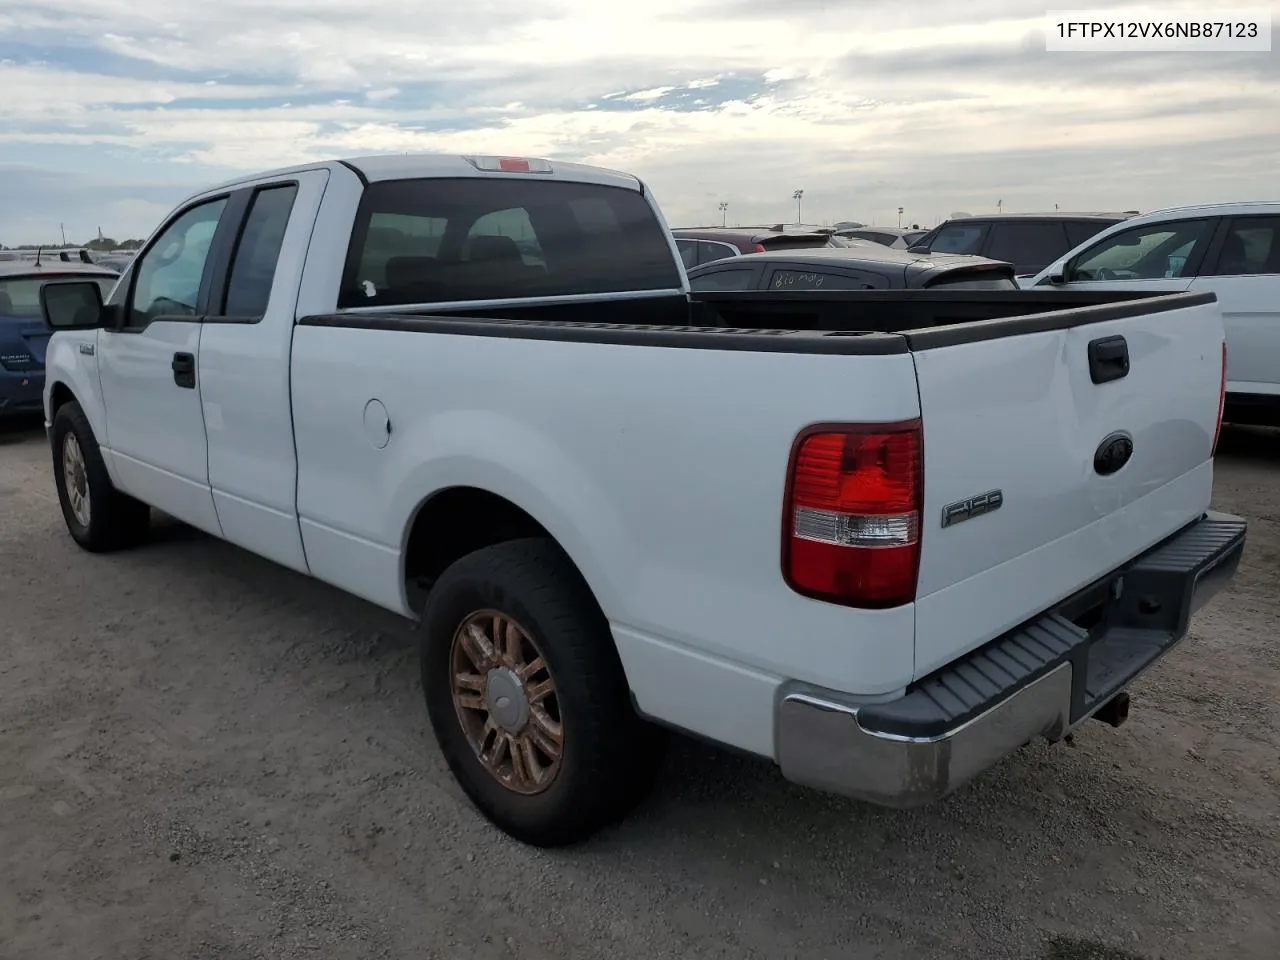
[[150, 296, 197, 316]]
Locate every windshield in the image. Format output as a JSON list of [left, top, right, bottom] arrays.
[[0, 275, 117, 319]]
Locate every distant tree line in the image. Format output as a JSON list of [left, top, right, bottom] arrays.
[[0, 237, 145, 251]]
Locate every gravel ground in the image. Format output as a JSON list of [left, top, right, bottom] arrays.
[[1, 416, 1277, 960]]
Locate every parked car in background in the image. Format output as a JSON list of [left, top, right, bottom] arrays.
[[1027, 201, 1280, 426], [910, 213, 1133, 284], [686, 244, 1019, 292], [672, 226, 852, 269], [1, 260, 118, 418], [833, 226, 929, 249], [91, 253, 135, 273]]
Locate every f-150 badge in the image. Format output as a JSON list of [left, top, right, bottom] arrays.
[[941, 489, 1003, 528]]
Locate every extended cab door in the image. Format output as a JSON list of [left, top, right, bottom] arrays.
[[97, 193, 236, 535], [197, 169, 330, 573], [1187, 214, 1280, 399]]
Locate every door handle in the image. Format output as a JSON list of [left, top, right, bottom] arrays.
[[171, 351, 196, 389], [1087, 335, 1129, 384]]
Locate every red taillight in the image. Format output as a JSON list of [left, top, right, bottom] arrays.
[[782, 421, 923, 608], [751, 243, 767, 253], [1211, 341, 1227, 456]]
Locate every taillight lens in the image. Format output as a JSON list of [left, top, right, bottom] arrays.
[[1211, 341, 1227, 456], [782, 421, 923, 608]]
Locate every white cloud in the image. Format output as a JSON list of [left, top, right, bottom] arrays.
[[0, 0, 1278, 240]]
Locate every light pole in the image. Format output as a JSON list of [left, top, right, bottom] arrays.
[[718, 201, 728, 227], [792, 189, 804, 224]]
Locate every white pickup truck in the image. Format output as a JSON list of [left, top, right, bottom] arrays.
[[39, 154, 1246, 847]]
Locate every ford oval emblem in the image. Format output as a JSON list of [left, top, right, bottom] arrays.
[[1094, 433, 1134, 476]]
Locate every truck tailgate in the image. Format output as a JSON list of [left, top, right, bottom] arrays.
[[907, 294, 1225, 679]]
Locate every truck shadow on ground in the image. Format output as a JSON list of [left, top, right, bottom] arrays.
[[105, 510, 1261, 960], [1216, 423, 1280, 462], [0, 414, 45, 446]]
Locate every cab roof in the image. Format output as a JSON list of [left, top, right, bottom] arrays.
[[197, 153, 645, 198]]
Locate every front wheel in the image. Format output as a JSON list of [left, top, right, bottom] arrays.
[[50, 401, 150, 552], [420, 538, 663, 846]]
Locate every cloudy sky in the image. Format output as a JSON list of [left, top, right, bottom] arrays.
[[1, 0, 1277, 245]]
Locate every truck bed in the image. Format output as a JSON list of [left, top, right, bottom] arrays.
[[295, 285, 1225, 737], [309, 287, 1217, 348]]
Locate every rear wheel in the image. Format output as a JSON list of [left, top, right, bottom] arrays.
[[51, 401, 150, 552], [420, 537, 663, 846]]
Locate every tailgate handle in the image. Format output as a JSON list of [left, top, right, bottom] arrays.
[[1088, 335, 1129, 384]]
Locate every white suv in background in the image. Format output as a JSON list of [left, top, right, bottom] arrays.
[[1028, 202, 1280, 426]]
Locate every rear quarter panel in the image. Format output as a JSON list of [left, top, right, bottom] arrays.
[[289, 325, 924, 709]]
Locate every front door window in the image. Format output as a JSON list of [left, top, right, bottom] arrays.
[[127, 198, 228, 327]]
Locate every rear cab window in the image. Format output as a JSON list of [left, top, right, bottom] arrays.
[[339, 178, 682, 307], [218, 184, 299, 319]]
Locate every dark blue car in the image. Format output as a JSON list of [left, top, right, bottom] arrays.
[[0, 261, 119, 419]]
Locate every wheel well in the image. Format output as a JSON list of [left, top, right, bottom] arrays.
[[49, 382, 75, 416], [403, 487, 555, 612]]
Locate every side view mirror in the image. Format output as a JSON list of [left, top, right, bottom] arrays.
[[1046, 272, 1065, 285], [40, 280, 106, 330], [907, 244, 931, 254]]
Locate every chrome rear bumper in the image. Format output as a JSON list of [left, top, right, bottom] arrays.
[[775, 511, 1247, 807]]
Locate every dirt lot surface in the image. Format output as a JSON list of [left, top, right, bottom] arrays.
[[1, 418, 1277, 960]]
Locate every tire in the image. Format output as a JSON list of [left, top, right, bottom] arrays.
[[420, 537, 664, 846], [50, 401, 150, 552]]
